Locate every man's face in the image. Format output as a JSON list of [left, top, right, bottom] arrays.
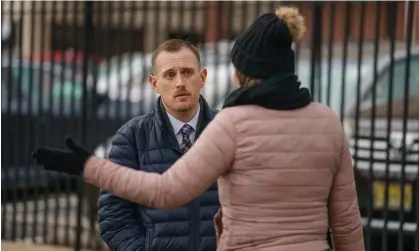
[[149, 48, 207, 113]]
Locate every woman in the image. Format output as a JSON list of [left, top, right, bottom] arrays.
[[33, 6, 364, 251]]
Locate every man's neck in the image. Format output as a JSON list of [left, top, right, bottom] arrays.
[[164, 103, 200, 123]]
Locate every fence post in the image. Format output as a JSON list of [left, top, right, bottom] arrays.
[[309, 2, 331, 246], [309, 2, 323, 102], [75, 1, 93, 251]]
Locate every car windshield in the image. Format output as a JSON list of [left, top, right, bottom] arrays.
[[362, 55, 419, 103], [296, 60, 370, 116]]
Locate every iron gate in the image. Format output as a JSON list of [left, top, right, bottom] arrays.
[[1, 1, 418, 251]]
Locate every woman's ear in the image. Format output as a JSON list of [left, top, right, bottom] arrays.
[[232, 69, 241, 87]]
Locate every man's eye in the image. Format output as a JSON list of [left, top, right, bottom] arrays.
[[184, 71, 192, 77], [166, 72, 175, 78]]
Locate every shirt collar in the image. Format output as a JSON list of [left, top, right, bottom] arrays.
[[167, 104, 200, 135]]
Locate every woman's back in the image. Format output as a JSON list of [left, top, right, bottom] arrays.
[[216, 103, 364, 251]]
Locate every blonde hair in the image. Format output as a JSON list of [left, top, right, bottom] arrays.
[[235, 71, 261, 88], [237, 6, 306, 88]]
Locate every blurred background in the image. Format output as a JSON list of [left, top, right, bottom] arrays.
[[1, 1, 418, 251]]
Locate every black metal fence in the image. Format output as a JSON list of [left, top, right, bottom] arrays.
[[1, 1, 418, 251]]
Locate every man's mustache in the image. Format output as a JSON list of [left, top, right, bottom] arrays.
[[174, 91, 191, 97]]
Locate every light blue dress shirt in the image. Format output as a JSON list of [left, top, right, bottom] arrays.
[[167, 105, 200, 147]]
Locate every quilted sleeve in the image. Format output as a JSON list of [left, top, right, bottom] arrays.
[[328, 126, 365, 251], [97, 122, 146, 251]]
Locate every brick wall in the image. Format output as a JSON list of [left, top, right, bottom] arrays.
[[206, 1, 418, 45]]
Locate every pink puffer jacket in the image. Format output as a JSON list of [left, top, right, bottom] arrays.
[[83, 102, 365, 251]]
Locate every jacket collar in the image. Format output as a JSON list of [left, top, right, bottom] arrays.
[[155, 95, 216, 153], [167, 104, 200, 136]]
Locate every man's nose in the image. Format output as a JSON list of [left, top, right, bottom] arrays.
[[174, 74, 185, 88]]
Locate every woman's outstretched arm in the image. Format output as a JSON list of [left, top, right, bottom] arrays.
[[82, 111, 236, 209]]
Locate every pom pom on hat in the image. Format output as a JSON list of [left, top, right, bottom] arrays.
[[275, 6, 306, 42]]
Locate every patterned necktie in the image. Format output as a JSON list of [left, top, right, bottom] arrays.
[[180, 124, 193, 152]]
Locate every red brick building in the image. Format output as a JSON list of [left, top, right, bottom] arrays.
[[3, 1, 417, 56], [206, 1, 419, 45]]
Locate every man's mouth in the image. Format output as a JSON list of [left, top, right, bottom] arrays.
[[175, 93, 190, 98]]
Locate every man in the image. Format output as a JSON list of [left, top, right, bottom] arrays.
[[98, 39, 220, 251]]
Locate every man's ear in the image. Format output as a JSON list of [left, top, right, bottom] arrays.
[[149, 74, 159, 94], [199, 68, 207, 88]]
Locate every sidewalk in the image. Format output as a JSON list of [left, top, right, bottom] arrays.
[[1, 241, 92, 251]]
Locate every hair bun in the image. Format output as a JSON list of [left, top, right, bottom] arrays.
[[275, 6, 306, 42]]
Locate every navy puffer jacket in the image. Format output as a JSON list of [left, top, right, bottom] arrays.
[[98, 96, 220, 251]]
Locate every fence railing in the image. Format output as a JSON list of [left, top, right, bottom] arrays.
[[1, 1, 418, 251]]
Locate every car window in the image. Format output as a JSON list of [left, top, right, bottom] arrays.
[[50, 78, 84, 101], [2, 64, 86, 105], [364, 55, 419, 102], [20, 67, 52, 100], [1, 67, 17, 101], [1, 66, 41, 102], [296, 60, 364, 116]]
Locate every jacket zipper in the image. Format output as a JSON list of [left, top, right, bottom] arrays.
[[190, 198, 200, 251], [146, 228, 153, 251], [195, 198, 200, 251], [190, 199, 197, 251]]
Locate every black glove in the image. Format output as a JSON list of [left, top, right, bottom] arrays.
[[32, 137, 92, 176]]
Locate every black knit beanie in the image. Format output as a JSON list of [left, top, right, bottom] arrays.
[[231, 7, 305, 79]]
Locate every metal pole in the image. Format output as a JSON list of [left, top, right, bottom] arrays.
[[309, 2, 323, 102], [75, 1, 93, 250]]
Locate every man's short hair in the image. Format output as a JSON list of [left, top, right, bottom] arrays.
[[151, 39, 201, 73]]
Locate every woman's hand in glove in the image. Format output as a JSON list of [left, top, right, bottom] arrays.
[[32, 137, 92, 176]]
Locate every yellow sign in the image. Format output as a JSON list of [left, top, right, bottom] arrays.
[[373, 182, 412, 211]]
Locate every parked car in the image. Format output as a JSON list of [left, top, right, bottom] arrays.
[[2, 57, 108, 198], [1, 57, 97, 115], [347, 47, 419, 250]]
